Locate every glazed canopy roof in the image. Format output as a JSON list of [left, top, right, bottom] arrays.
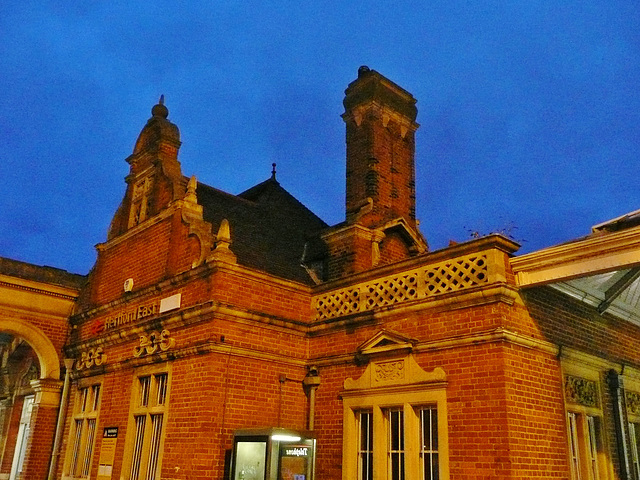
[[511, 210, 640, 326]]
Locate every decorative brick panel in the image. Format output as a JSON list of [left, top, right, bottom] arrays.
[[314, 253, 488, 320]]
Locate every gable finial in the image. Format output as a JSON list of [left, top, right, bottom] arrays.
[[152, 95, 168, 118], [209, 219, 237, 264], [271, 163, 277, 180], [184, 176, 198, 203]]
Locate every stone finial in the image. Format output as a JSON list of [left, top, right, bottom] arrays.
[[217, 219, 231, 244], [152, 94, 169, 118], [209, 219, 237, 263], [358, 65, 371, 77], [184, 176, 198, 204]]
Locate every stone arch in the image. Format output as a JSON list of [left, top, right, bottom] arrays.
[[0, 320, 60, 380]]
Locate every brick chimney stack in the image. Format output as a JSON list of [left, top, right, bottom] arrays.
[[322, 67, 427, 280], [343, 66, 419, 229]]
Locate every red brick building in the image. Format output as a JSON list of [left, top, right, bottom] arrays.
[[2, 67, 640, 480]]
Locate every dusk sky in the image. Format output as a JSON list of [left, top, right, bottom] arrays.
[[1, 2, 639, 275]]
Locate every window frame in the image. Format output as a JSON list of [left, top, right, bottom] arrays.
[[629, 421, 640, 480], [419, 405, 440, 480], [357, 410, 374, 480], [62, 378, 103, 480], [562, 361, 612, 480], [122, 364, 171, 480], [343, 389, 449, 480]]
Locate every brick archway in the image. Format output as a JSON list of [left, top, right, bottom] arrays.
[[0, 319, 60, 380]]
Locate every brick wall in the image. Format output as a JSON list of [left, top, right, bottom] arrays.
[[378, 231, 412, 266], [522, 286, 640, 365], [325, 230, 373, 280], [20, 403, 57, 480], [0, 396, 23, 475]]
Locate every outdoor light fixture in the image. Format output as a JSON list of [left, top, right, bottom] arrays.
[[271, 434, 301, 442]]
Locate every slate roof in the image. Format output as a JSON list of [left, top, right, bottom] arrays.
[[0, 256, 86, 289], [196, 177, 328, 285], [592, 208, 640, 234]]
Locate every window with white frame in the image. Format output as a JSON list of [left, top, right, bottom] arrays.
[[387, 409, 405, 480], [420, 406, 439, 480], [629, 421, 640, 480], [563, 371, 609, 480], [358, 411, 374, 480], [341, 353, 448, 480], [625, 387, 640, 480], [349, 400, 445, 480], [567, 412, 604, 480], [9, 395, 34, 480], [126, 370, 169, 480], [64, 383, 101, 479]]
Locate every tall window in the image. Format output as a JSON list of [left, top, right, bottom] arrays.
[[567, 412, 581, 479], [563, 370, 609, 480], [358, 411, 373, 480], [346, 400, 447, 480], [9, 396, 34, 480], [128, 372, 169, 480], [567, 412, 602, 480], [342, 353, 449, 480], [629, 422, 640, 480], [420, 407, 439, 480], [387, 409, 405, 480], [65, 384, 101, 479]]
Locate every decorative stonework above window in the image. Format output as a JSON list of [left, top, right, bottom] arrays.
[[340, 348, 450, 479], [626, 390, 640, 416], [344, 354, 445, 391], [374, 360, 405, 382], [76, 347, 106, 370], [133, 329, 175, 358], [564, 374, 598, 407]]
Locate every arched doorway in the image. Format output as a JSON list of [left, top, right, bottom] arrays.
[[0, 323, 62, 480], [0, 256, 84, 479]]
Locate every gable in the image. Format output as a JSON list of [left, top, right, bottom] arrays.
[[357, 329, 416, 356], [197, 179, 327, 284]]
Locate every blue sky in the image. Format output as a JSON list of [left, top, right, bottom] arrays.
[[1, 2, 639, 274]]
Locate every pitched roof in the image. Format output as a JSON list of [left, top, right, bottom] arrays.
[[0, 256, 86, 289], [196, 177, 328, 284]]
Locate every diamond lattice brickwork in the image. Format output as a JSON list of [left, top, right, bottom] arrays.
[[314, 254, 488, 320]]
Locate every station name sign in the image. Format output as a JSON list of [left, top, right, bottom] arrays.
[[104, 302, 159, 331], [99, 293, 182, 333]]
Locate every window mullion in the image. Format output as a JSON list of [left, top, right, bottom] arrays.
[[373, 406, 387, 480], [403, 404, 418, 479]]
